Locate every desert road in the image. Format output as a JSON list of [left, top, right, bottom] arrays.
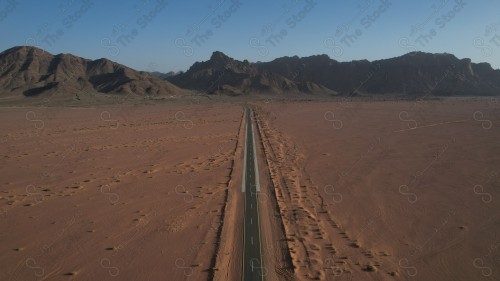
[[242, 106, 265, 281]]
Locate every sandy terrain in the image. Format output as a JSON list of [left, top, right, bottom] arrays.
[[0, 101, 243, 281], [1, 97, 499, 281], [253, 98, 500, 280]]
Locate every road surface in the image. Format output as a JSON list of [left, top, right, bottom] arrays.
[[242, 106, 265, 281]]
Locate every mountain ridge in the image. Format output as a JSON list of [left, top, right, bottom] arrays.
[[1, 46, 499, 99], [0, 46, 186, 99], [167, 50, 500, 96]]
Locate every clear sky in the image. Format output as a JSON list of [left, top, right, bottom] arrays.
[[1, 0, 499, 72]]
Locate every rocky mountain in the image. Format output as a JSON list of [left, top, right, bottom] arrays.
[[150, 71, 181, 80], [168, 51, 500, 96], [1, 46, 498, 99], [257, 52, 500, 96], [0, 46, 186, 98], [166, 51, 334, 96]]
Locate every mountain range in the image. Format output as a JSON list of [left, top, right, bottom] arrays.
[[1, 46, 499, 101], [0, 46, 185, 99], [169, 51, 500, 96]]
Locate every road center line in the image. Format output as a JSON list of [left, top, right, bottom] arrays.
[[241, 107, 264, 281]]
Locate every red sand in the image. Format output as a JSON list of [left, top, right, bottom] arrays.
[[1, 98, 499, 281], [253, 98, 500, 280], [0, 102, 242, 280]]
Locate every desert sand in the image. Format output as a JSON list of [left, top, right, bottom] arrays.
[[252, 97, 500, 280], [0, 100, 243, 280], [1, 97, 499, 281]]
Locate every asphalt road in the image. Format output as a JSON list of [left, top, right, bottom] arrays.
[[242, 107, 265, 281]]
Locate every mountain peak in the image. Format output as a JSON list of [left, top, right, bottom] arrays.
[[0, 45, 52, 57], [399, 51, 458, 60], [210, 51, 230, 62]]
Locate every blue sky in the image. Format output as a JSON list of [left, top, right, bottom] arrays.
[[1, 0, 499, 72]]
